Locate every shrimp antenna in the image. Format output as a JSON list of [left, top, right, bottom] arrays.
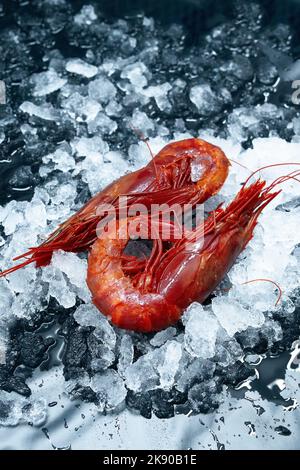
[[242, 162, 300, 188], [129, 123, 159, 180], [228, 158, 253, 173], [242, 278, 282, 306]]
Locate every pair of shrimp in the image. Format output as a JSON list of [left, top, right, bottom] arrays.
[[0, 137, 296, 332]]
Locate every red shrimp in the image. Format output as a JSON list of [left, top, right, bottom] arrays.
[[0, 138, 229, 276], [87, 178, 282, 332]]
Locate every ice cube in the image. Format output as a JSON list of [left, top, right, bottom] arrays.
[[20, 102, 60, 121], [157, 340, 182, 390], [142, 83, 172, 111], [212, 297, 265, 337], [52, 251, 86, 289], [74, 304, 116, 350], [44, 148, 76, 173], [176, 356, 215, 393], [1, 207, 25, 236], [91, 370, 127, 412], [66, 59, 98, 78], [25, 199, 47, 228], [78, 150, 126, 194], [88, 77, 117, 104], [88, 333, 115, 371], [121, 62, 148, 89], [128, 142, 151, 169], [87, 112, 117, 135], [189, 84, 222, 116], [260, 319, 283, 346], [130, 110, 154, 135], [74, 303, 104, 327], [0, 392, 47, 427], [117, 334, 134, 377], [51, 251, 90, 302], [31, 69, 67, 96], [42, 265, 76, 309], [125, 349, 160, 392], [7, 265, 36, 295], [184, 303, 220, 358], [105, 100, 122, 117], [125, 340, 182, 392], [62, 93, 101, 122], [74, 5, 97, 25], [150, 327, 176, 347], [188, 379, 219, 413], [73, 135, 109, 157]]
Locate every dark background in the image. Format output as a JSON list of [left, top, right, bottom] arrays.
[[1, 0, 300, 48]]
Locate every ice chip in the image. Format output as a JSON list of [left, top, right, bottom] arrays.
[[74, 304, 104, 328], [66, 59, 98, 78], [52, 251, 87, 289], [88, 333, 115, 371], [20, 102, 60, 121], [88, 77, 117, 104], [130, 110, 154, 135], [0, 392, 47, 427], [184, 303, 220, 358], [43, 148, 76, 173], [31, 69, 67, 96], [62, 93, 101, 122], [73, 135, 109, 157], [74, 304, 116, 349], [25, 199, 47, 228], [87, 113, 117, 135], [212, 297, 265, 337], [157, 340, 182, 390], [43, 265, 76, 309], [150, 327, 177, 347], [91, 370, 127, 412], [189, 84, 222, 116], [142, 83, 172, 111], [121, 62, 148, 89], [74, 5, 97, 25], [117, 334, 134, 377]]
